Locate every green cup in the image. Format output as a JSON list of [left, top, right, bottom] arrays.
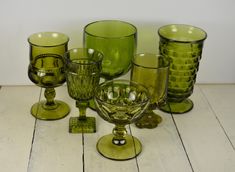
[[158, 24, 207, 114], [28, 32, 70, 120], [84, 20, 137, 80], [84, 20, 137, 110]]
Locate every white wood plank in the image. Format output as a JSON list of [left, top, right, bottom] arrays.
[[199, 84, 235, 147], [0, 86, 37, 172], [27, 86, 83, 172], [173, 85, 235, 172], [132, 110, 192, 172]]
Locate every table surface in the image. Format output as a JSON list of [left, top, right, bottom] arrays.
[[0, 83, 235, 172]]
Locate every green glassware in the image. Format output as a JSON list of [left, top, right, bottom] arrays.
[[84, 20, 137, 110], [131, 53, 169, 128], [64, 48, 103, 133], [28, 32, 70, 120], [158, 24, 207, 113], [94, 80, 150, 160]]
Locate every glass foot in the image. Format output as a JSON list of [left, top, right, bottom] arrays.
[[31, 100, 70, 120], [69, 116, 96, 133], [135, 111, 162, 129], [160, 98, 194, 114], [97, 134, 142, 161]]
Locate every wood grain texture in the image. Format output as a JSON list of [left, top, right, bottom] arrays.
[[173, 85, 235, 172], [0, 86, 37, 172]]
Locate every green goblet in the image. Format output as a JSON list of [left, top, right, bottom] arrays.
[[94, 80, 150, 160], [131, 53, 169, 128], [158, 24, 207, 113], [64, 48, 103, 133], [84, 20, 137, 110], [28, 32, 70, 120]]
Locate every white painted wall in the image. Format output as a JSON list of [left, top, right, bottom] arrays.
[[0, 0, 234, 85]]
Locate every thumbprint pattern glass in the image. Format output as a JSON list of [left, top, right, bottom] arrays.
[[94, 80, 150, 160], [64, 48, 103, 133], [28, 32, 70, 120], [158, 24, 207, 114], [84, 20, 137, 110], [131, 53, 169, 128]]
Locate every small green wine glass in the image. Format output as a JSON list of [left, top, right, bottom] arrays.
[[28, 32, 70, 120], [64, 48, 103, 133], [94, 80, 150, 160]]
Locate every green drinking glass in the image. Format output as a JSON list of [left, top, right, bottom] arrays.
[[28, 32, 70, 120], [84, 20, 137, 110], [94, 80, 150, 160], [64, 48, 103, 133], [131, 53, 169, 128], [158, 24, 207, 113]]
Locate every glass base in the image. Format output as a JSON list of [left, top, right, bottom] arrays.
[[31, 100, 70, 120], [160, 98, 194, 114], [135, 111, 162, 129], [69, 116, 96, 133], [97, 134, 142, 161]]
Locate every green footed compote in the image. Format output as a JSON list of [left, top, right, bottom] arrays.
[[94, 80, 150, 160], [64, 48, 103, 133], [28, 32, 70, 120], [158, 24, 207, 114], [84, 20, 137, 110], [131, 53, 169, 128]]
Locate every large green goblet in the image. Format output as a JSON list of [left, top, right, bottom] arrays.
[[94, 80, 150, 160], [84, 20, 137, 110], [28, 32, 70, 120], [158, 24, 207, 114], [64, 48, 103, 133], [131, 53, 169, 128]]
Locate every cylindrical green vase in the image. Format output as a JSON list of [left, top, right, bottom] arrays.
[[158, 24, 207, 114]]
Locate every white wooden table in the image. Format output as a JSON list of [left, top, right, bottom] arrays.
[[0, 84, 235, 172]]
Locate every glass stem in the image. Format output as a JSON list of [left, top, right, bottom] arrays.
[[112, 124, 127, 145], [76, 101, 88, 120], [44, 88, 56, 107]]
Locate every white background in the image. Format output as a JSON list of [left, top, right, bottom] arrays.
[[0, 0, 234, 85]]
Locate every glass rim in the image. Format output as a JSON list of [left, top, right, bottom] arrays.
[[28, 31, 69, 47], [158, 24, 207, 43], [94, 79, 150, 107], [132, 53, 170, 70], [84, 20, 137, 39], [64, 48, 103, 65]]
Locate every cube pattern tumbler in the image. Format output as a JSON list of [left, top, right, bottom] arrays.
[[158, 24, 207, 114]]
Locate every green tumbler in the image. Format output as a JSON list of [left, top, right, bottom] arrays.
[[158, 24, 207, 114]]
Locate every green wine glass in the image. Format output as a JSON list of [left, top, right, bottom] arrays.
[[94, 80, 150, 160], [131, 53, 169, 128], [28, 32, 70, 120], [158, 24, 207, 113], [64, 48, 103, 133], [84, 20, 137, 110]]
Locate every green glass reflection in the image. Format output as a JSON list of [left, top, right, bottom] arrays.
[[64, 48, 103, 133], [158, 24, 207, 113], [28, 32, 70, 120], [131, 54, 169, 128], [94, 80, 150, 160], [84, 20, 137, 110]]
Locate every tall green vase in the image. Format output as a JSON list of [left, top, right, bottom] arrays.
[[158, 24, 207, 114]]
